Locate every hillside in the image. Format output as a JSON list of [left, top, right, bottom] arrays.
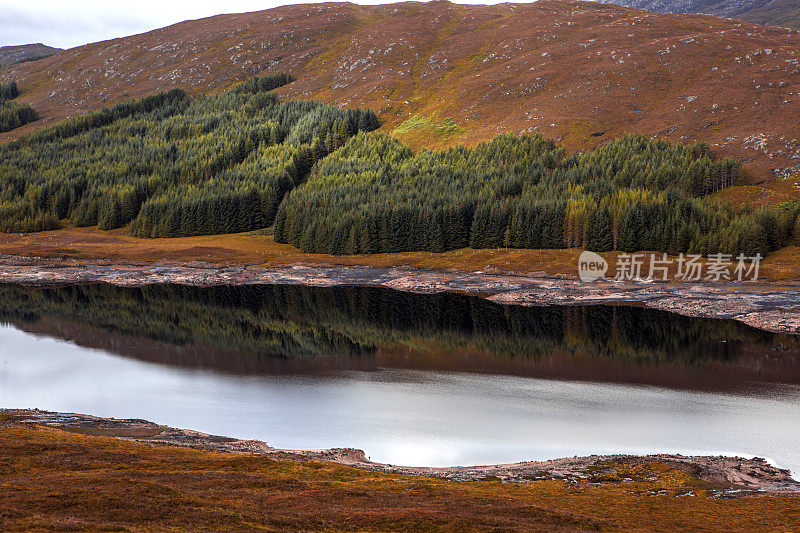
[[0, 0, 799, 181], [0, 43, 62, 67], [598, 0, 800, 29]]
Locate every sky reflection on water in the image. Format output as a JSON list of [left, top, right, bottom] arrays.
[[2, 324, 799, 474]]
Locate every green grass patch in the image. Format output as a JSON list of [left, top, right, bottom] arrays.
[[393, 113, 463, 138]]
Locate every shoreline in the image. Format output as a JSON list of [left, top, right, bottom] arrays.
[[2, 254, 800, 335], [3, 409, 798, 495]]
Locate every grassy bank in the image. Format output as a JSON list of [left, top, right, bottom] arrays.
[[0, 226, 799, 282], [2, 423, 800, 531]]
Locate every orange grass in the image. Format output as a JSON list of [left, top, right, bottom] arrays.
[[1, 425, 800, 532], [713, 169, 800, 209], [0, 226, 798, 283]]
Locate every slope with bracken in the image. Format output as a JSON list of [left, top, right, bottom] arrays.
[[0, 0, 799, 184]]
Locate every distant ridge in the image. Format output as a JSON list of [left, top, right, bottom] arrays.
[[597, 0, 800, 29], [1, 1, 799, 179], [0, 43, 62, 67]]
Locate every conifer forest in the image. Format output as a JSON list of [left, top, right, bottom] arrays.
[[1, 74, 796, 256]]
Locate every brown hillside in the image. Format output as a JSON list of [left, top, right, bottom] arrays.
[[1, 0, 799, 180]]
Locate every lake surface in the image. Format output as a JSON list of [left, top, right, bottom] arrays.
[[1, 283, 799, 473]]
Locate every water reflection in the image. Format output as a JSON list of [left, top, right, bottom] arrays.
[[0, 283, 799, 391]]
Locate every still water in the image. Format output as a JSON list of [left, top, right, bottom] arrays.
[[1, 283, 799, 472]]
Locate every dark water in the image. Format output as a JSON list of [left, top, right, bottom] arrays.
[[1, 283, 799, 471]]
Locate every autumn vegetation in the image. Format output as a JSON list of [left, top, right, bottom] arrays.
[[2, 423, 800, 532]]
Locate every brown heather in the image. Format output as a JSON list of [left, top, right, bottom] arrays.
[[1, 423, 800, 531]]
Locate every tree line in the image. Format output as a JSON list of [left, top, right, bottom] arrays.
[[0, 80, 38, 133], [0, 73, 379, 234], [274, 132, 797, 256]]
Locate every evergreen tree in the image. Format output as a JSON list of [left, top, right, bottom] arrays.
[[586, 208, 613, 252]]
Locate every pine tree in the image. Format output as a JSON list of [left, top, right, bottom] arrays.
[[586, 208, 613, 252]]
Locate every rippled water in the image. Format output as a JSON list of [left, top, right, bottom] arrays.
[[1, 283, 799, 473]]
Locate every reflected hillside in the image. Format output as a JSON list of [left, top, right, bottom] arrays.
[[2, 283, 799, 390]]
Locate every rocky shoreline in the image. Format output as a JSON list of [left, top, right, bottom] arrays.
[[1, 255, 800, 334], [3, 409, 797, 495]]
